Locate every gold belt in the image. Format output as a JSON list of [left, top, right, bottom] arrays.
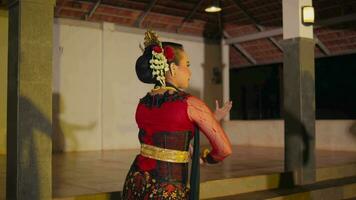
[[140, 144, 190, 163]]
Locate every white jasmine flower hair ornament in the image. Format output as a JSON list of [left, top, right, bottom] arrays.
[[149, 45, 170, 86], [143, 30, 175, 87]]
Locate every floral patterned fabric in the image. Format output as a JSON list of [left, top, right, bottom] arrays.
[[122, 167, 189, 200]]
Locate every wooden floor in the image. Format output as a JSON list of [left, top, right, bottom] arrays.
[[1, 146, 356, 199]]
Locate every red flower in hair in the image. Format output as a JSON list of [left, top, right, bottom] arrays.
[[152, 45, 163, 53], [164, 46, 175, 62]]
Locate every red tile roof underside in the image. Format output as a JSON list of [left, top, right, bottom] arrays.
[[55, 0, 356, 67]]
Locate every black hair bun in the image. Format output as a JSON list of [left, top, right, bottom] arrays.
[[135, 42, 183, 84], [135, 45, 156, 84]]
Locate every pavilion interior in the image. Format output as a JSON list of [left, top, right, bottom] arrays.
[[0, 0, 356, 199]]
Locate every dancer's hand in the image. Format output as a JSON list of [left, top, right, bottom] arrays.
[[214, 100, 233, 121]]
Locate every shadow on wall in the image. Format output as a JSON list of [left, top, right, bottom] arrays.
[[52, 24, 97, 153], [284, 111, 314, 166], [350, 121, 356, 140], [52, 93, 97, 153], [7, 96, 52, 199]]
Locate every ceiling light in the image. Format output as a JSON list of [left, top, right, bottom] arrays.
[[205, 0, 222, 13]]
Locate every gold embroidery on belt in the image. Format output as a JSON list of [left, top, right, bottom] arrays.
[[140, 143, 189, 163]]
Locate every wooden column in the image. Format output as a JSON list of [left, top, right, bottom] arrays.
[[7, 0, 54, 199]]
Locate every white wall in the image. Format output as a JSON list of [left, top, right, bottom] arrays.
[[53, 19, 207, 151], [316, 120, 356, 151], [223, 120, 356, 152], [53, 21, 103, 152]]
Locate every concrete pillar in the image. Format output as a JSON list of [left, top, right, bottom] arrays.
[[0, 9, 8, 156], [201, 40, 224, 145], [282, 0, 316, 185], [203, 40, 224, 110], [7, 0, 54, 199], [0, 8, 8, 200], [222, 40, 230, 121]]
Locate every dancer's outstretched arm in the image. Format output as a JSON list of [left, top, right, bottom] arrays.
[[187, 96, 232, 162]]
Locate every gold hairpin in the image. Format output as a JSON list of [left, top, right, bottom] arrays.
[[144, 29, 161, 48]]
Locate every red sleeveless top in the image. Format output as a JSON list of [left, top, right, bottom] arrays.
[[135, 91, 232, 172]]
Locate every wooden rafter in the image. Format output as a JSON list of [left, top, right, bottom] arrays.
[[85, 0, 101, 20], [134, 0, 158, 28], [224, 31, 257, 65], [226, 13, 356, 44], [231, 0, 283, 52], [315, 37, 331, 56], [176, 0, 204, 33]]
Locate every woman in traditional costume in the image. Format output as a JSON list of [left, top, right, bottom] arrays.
[[122, 30, 232, 200]]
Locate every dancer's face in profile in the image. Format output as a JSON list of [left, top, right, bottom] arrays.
[[169, 50, 191, 89]]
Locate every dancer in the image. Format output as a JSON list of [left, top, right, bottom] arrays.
[[122, 30, 232, 200]]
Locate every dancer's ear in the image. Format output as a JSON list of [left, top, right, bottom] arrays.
[[169, 63, 177, 76]]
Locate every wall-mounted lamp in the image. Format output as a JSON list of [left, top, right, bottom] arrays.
[[302, 6, 315, 25], [205, 0, 222, 13]]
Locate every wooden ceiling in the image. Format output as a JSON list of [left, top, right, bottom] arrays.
[[13, 0, 356, 66]]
